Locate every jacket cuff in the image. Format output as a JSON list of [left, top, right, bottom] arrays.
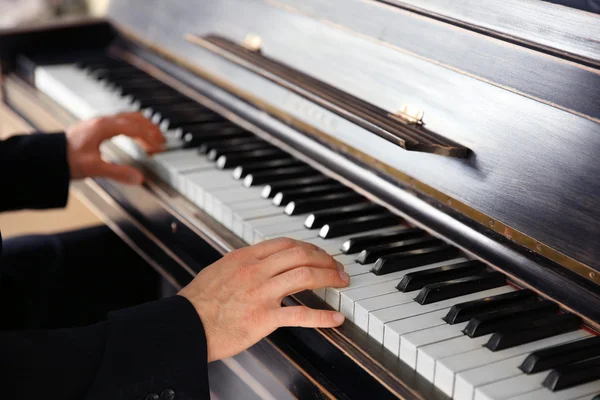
[[0, 132, 70, 211], [86, 295, 210, 400]]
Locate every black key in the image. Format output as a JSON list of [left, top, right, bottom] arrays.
[[319, 214, 402, 239], [463, 300, 558, 337], [273, 184, 349, 206], [245, 167, 320, 187], [151, 104, 212, 115], [261, 176, 333, 198], [371, 244, 460, 276], [111, 79, 166, 90], [208, 141, 274, 161], [543, 356, 600, 391], [121, 87, 181, 98], [217, 149, 290, 169], [195, 134, 259, 152], [159, 114, 226, 130], [305, 203, 386, 229], [397, 260, 488, 292], [415, 271, 506, 305], [443, 289, 537, 324], [592, 394, 600, 400], [284, 192, 365, 215], [233, 159, 304, 179], [184, 130, 251, 148], [137, 96, 197, 108], [520, 336, 600, 374], [485, 313, 581, 351], [357, 236, 442, 264], [340, 227, 427, 254]]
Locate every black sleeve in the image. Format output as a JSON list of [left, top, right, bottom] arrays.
[[0, 133, 70, 212], [0, 295, 210, 400]]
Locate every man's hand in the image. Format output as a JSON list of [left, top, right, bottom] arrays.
[[66, 112, 164, 184], [179, 238, 349, 362]]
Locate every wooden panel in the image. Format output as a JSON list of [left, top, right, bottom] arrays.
[[380, 0, 600, 65], [107, 0, 600, 273]]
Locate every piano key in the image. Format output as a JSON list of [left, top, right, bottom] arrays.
[[261, 176, 334, 198], [272, 183, 349, 206], [181, 122, 247, 140], [485, 313, 581, 351], [244, 166, 319, 186], [369, 286, 514, 344], [415, 272, 506, 305], [464, 300, 559, 338], [511, 379, 600, 400], [235, 215, 306, 240], [341, 259, 468, 320], [416, 333, 493, 383], [319, 214, 402, 239], [520, 336, 600, 375], [304, 203, 385, 229], [340, 227, 428, 254], [474, 372, 553, 400], [208, 142, 278, 161], [333, 254, 359, 265], [543, 357, 600, 391], [454, 334, 595, 400], [159, 113, 227, 130], [444, 289, 537, 324], [383, 309, 449, 356], [343, 262, 374, 277], [436, 330, 591, 398], [202, 139, 267, 157], [454, 355, 533, 400], [217, 149, 290, 169], [399, 321, 481, 368], [371, 244, 461, 275], [196, 134, 261, 153], [184, 169, 240, 208], [324, 256, 468, 309], [397, 260, 488, 292], [357, 236, 442, 264], [233, 158, 305, 180], [284, 192, 366, 215]]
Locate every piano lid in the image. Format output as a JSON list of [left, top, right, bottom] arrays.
[[106, 0, 600, 281]]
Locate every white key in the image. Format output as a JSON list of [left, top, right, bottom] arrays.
[[474, 372, 550, 400], [215, 199, 268, 227], [434, 330, 590, 398], [340, 278, 395, 318], [334, 254, 358, 265], [416, 333, 492, 383], [383, 309, 448, 356], [454, 355, 530, 400], [343, 262, 373, 277], [263, 229, 318, 243], [324, 257, 467, 310], [369, 287, 514, 344], [236, 215, 305, 240], [507, 380, 600, 400], [355, 291, 420, 332]]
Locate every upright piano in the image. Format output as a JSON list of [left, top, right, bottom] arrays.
[[1, 0, 600, 399]]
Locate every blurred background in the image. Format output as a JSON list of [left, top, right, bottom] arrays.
[[0, 0, 110, 29]]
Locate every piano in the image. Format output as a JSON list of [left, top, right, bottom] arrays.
[[1, 0, 600, 399]]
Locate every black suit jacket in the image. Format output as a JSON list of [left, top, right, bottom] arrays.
[[0, 133, 210, 399]]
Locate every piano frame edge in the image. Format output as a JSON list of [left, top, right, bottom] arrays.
[[1, 73, 448, 400]]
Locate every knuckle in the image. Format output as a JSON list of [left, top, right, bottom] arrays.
[[276, 237, 296, 249], [292, 307, 307, 324], [291, 246, 311, 263], [292, 266, 313, 285]]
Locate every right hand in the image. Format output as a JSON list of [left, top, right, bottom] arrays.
[[178, 238, 349, 362]]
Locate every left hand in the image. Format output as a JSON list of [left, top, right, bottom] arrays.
[[66, 112, 165, 184]]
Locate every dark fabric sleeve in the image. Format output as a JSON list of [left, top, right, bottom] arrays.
[[0, 133, 70, 212], [0, 296, 210, 400]]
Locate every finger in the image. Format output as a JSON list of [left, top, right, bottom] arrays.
[[240, 237, 322, 260], [95, 161, 144, 185], [260, 246, 342, 279], [98, 113, 164, 149], [272, 306, 345, 328], [264, 266, 350, 300]]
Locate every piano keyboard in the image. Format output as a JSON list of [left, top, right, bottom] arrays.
[[33, 55, 600, 400]]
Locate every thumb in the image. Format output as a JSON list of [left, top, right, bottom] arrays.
[[97, 161, 144, 185]]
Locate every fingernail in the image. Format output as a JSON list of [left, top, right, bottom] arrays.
[[339, 271, 350, 283], [336, 261, 344, 272], [333, 312, 345, 324]]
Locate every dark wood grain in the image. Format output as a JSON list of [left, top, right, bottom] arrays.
[[378, 0, 600, 66]]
